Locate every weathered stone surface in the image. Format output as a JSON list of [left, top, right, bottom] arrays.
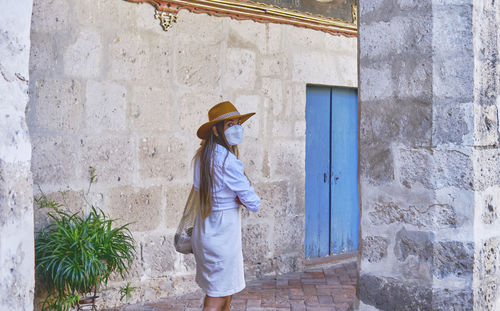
[[474, 149, 500, 190], [359, 274, 432, 311], [362, 236, 389, 263], [29, 33, 56, 77], [31, 0, 69, 32], [63, 30, 101, 78], [107, 186, 163, 232], [129, 86, 173, 132], [435, 149, 473, 190], [431, 288, 473, 311], [223, 48, 256, 90], [32, 79, 84, 130], [476, 237, 499, 279], [175, 37, 221, 89], [474, 104, 499, 146], [359, 145, 394, 184], [475, 278, 498, 311], [396, 148, 434, 189], [270, 140, 305, 179], [433, 241, 473, 278], [394, 227, 434, 262], [85, 80, 127, 131], [262, 78, 283, 116], [31, 135, 78, 185], [33, 190, 84, 231], [432, 103, 471, 145], [234, 95, 261, 139], [138, 136, 189, 182], [141, 234, 177, 277], [481, 194, 497, 225], [164, 182, 191, 229], [80, 135, 135, 184], [369, 201, 457, 229], [242, 223, 271, 263], [273, 216, 304, 255]]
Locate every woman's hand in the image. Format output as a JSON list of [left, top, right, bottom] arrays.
[[235, 196, 242, 205]]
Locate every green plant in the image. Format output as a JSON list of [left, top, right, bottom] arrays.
[[35, 168, 136, 311], [119, 282, 136, 302]]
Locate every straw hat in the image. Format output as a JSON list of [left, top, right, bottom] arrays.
[[197, 101, 255, 139]]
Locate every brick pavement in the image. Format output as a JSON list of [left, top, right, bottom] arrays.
[[110, 260, 357, 311]]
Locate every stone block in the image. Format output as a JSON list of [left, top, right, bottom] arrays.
[[284, 25, 325, 50], [474, 149, 500, 190], [31, 0, 70, 32], [359, 274, 432, 310], [475, 278, 498, 310], [396, 148, 434, 189], [362, 236, 388, 263], [359, 63, 393, 101], [433, 55, 474, 104], [480, 192, 498, 225], [85, 80, 127, 131], [165, 182, 192, 230], [359, 0, 384, 14], [433, 103, 472, 145], [174, 10, 225, 43], [359, 145, 394, 184], [394, 58, 432, 102], [33, 190, 84, 231], [273, 216, 304, 255], [266, 23, 283, 55], [32, 79, 84, 130], [80, 135, 135, 184], [138, 136, 190, 182], [129, 86, 173, 132], [294, 120, 306, 138], [474, 104, 499, 146], [269, 139, 305, 179], [0, 108, 31, 163], [262, 78, 283, 116], [360, 99, 431, 146], [175, 37, 221, 89], [359, 15, 431, 61], [222, 48, 256, 90], [476, 237, 499, 279], [31, 135, 78, 185], [293, 51, 357, 86], [0, 161, 32, 226], [242, 223, 271, 263], [431, 288, 473, 311], [63, 30, 101, 78], [258, 55, 282, 77], [432, 241, 473, 279], [141, 233, 177, 277], [176, 92, 221, 135], [237, 137, 263, 182], [74, 0, 136, 29], [253, 180, 296, 218], [432, 4, 473, 58], [109, 32, 173, 85], [434, 149, 473, 190], [394, 227, 434, 262], [227, 18, 266, 53], [29, 33, 57, 77], [368, 201, 457, 229], [107, 186, 163, 232], [324, 35, 357, 55]]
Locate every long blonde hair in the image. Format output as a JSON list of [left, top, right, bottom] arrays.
[[194, 121, 238, 219]]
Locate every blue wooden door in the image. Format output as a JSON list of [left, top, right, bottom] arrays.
[[305, 86, 359, 258]]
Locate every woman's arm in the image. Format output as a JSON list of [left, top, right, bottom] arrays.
[[224, 156, 260, 212]]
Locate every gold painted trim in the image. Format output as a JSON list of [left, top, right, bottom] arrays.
[[125, 0, 358, 36]]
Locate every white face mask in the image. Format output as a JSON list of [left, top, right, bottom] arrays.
[[224, 124, 244, 146]]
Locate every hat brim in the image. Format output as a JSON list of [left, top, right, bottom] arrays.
[[197, 112, 256, 139]]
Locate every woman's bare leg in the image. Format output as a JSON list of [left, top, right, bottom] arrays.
[[203, 295, 227, 311], [222, 295, 232, 311]]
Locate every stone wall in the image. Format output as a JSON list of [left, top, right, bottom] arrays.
[[0, 1, 35, 311], [472, 0, 500, 309], [27, 0, 357, 308], [359, 0, 499, 310]]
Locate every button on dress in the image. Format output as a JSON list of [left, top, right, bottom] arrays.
[[192, 144, 260, 297]]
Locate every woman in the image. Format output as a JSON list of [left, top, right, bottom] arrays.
[[192, 101, 261, 311]]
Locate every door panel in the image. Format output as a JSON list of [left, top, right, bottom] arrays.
[[330, 87, 359, 254], [305, 86, 331, 258]]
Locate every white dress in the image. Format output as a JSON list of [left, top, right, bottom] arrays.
[[192, 144, 260, 297]]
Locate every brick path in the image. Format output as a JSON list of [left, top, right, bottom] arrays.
[[112, 260, 357, 311]]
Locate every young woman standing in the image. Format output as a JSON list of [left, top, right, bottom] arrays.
[[192, 101, 261, 311]]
